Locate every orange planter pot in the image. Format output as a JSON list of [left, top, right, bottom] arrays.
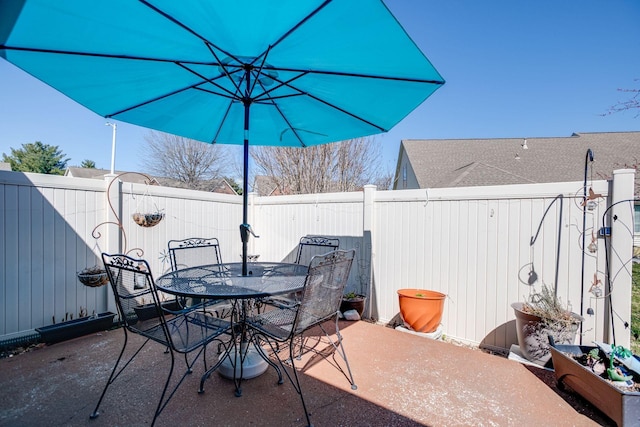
[[397, 289, 446, 333]]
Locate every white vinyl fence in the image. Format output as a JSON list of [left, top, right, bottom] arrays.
[[0, 169, 635, 352]]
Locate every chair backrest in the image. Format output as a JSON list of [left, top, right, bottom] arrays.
[[168, 237, 222, 271], [102, 253, 165, 330], [295, 236, 340, 266], [294, 249, 355, 334]]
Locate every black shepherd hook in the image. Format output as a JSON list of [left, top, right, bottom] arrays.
[[580, 148, 594, 343], [530, 194, 564, 296]]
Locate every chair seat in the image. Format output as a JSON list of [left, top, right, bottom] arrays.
[[248, 307, 297, 340], [135, 312, 230, 353]]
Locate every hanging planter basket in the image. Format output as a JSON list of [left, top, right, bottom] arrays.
[[132, 212, 164, 228], [77, 266, 109, 288]]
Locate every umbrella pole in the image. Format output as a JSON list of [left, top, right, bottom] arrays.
[[241, 101, 250, 276]]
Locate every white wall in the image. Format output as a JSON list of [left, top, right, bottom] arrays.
[[0, 170, 634, 351]]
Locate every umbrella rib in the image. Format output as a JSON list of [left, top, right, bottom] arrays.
[[0, 45, 221, 66], [252, 71, 309, 103], [255, 77, 386, 133], [248, 47, 273, 98], [251, 77, 308, 147], [106, 77, 214, 117], [175, 62, 242, 101], [210, 101, 235, 144], [270, 0, 333, 51], [272, 66, 445, 85], [138, 0, 237, 62]]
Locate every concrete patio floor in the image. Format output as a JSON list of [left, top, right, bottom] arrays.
[[0, 320, 614, 426]]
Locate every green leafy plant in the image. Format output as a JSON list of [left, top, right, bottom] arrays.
[[607, 345, 633, 382], [343, 292, 363, 300]]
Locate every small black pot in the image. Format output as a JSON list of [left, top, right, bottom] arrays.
[[340, 296, 366, 316]]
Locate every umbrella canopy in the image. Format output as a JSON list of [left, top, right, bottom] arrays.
[[1, 0, 444, 274]]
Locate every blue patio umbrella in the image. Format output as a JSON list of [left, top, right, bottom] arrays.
[[0, 0, 444, 274]]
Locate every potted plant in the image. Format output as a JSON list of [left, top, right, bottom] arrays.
[[132, 211, 164, 228], [549, 340, 640, 427], [512, 283, 583, 366], [340, 292, 366, 317], [397, 289, 446, 333], [77, 266, 109, 288]]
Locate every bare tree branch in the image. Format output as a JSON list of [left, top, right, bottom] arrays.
[[252, 137, 389, 194], [603, 79, 640, 118], [143, 131, 229, 190]]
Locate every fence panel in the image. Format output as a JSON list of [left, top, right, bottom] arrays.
[[0, 170, 631, 352]]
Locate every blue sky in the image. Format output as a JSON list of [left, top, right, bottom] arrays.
[[1, 0, 639, 178]]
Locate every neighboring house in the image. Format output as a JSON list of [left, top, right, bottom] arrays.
[[64, 167, 237, 195], [253, 175, 291, 196], [0, 162, 11, 171], [394, 131, 640, 242]]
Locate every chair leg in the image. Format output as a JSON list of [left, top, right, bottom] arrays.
[[296, 331, 305, 360], [198, 339, 233, 394], [151, 349, 176, 427], [90, 328, 152, 420], [287, 341, 313, 427], [90, 328, 129, 420], [250, 333, 283, 384], [154, 344, 212, 423], [320, 318, 357, 390]]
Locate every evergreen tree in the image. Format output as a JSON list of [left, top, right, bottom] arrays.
[[2, 141, 69, 175]]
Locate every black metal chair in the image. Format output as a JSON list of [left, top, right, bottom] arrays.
[[265, 236, 340, 307], [247, 249, 357, 427], [168, 237, 223, 270], [90, 253, 231, 427], [167, 237, 231, 317]]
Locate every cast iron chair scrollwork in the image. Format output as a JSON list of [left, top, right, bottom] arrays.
[[90, 253, 231, 427], [246, 249, 357, 427], [294, 236, 340, 266]]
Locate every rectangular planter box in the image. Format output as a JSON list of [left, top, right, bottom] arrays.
[[36, 312, 116, 344], [550, 344, 640, 427]]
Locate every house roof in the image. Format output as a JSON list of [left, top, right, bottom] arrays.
[[253, 175, 292, 196], [64, 167, 237, 194], [398, 131, 640, 193]]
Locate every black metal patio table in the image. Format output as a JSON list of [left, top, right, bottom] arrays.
[[155, 262, 308, 396]]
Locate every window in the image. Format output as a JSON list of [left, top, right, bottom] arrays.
[[402, 164, 407, 189], [635, 204, 640, 234]]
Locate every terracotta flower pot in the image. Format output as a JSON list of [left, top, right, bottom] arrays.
[[397, 289, 446, 333]]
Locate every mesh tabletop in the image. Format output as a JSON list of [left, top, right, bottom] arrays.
[[156, 262, 308, 299]]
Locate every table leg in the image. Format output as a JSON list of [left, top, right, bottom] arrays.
[[199, 299, 278, 396]]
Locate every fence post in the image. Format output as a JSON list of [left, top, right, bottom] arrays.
[[607, 168, 635, 347], [363, 185, 376, 319]]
